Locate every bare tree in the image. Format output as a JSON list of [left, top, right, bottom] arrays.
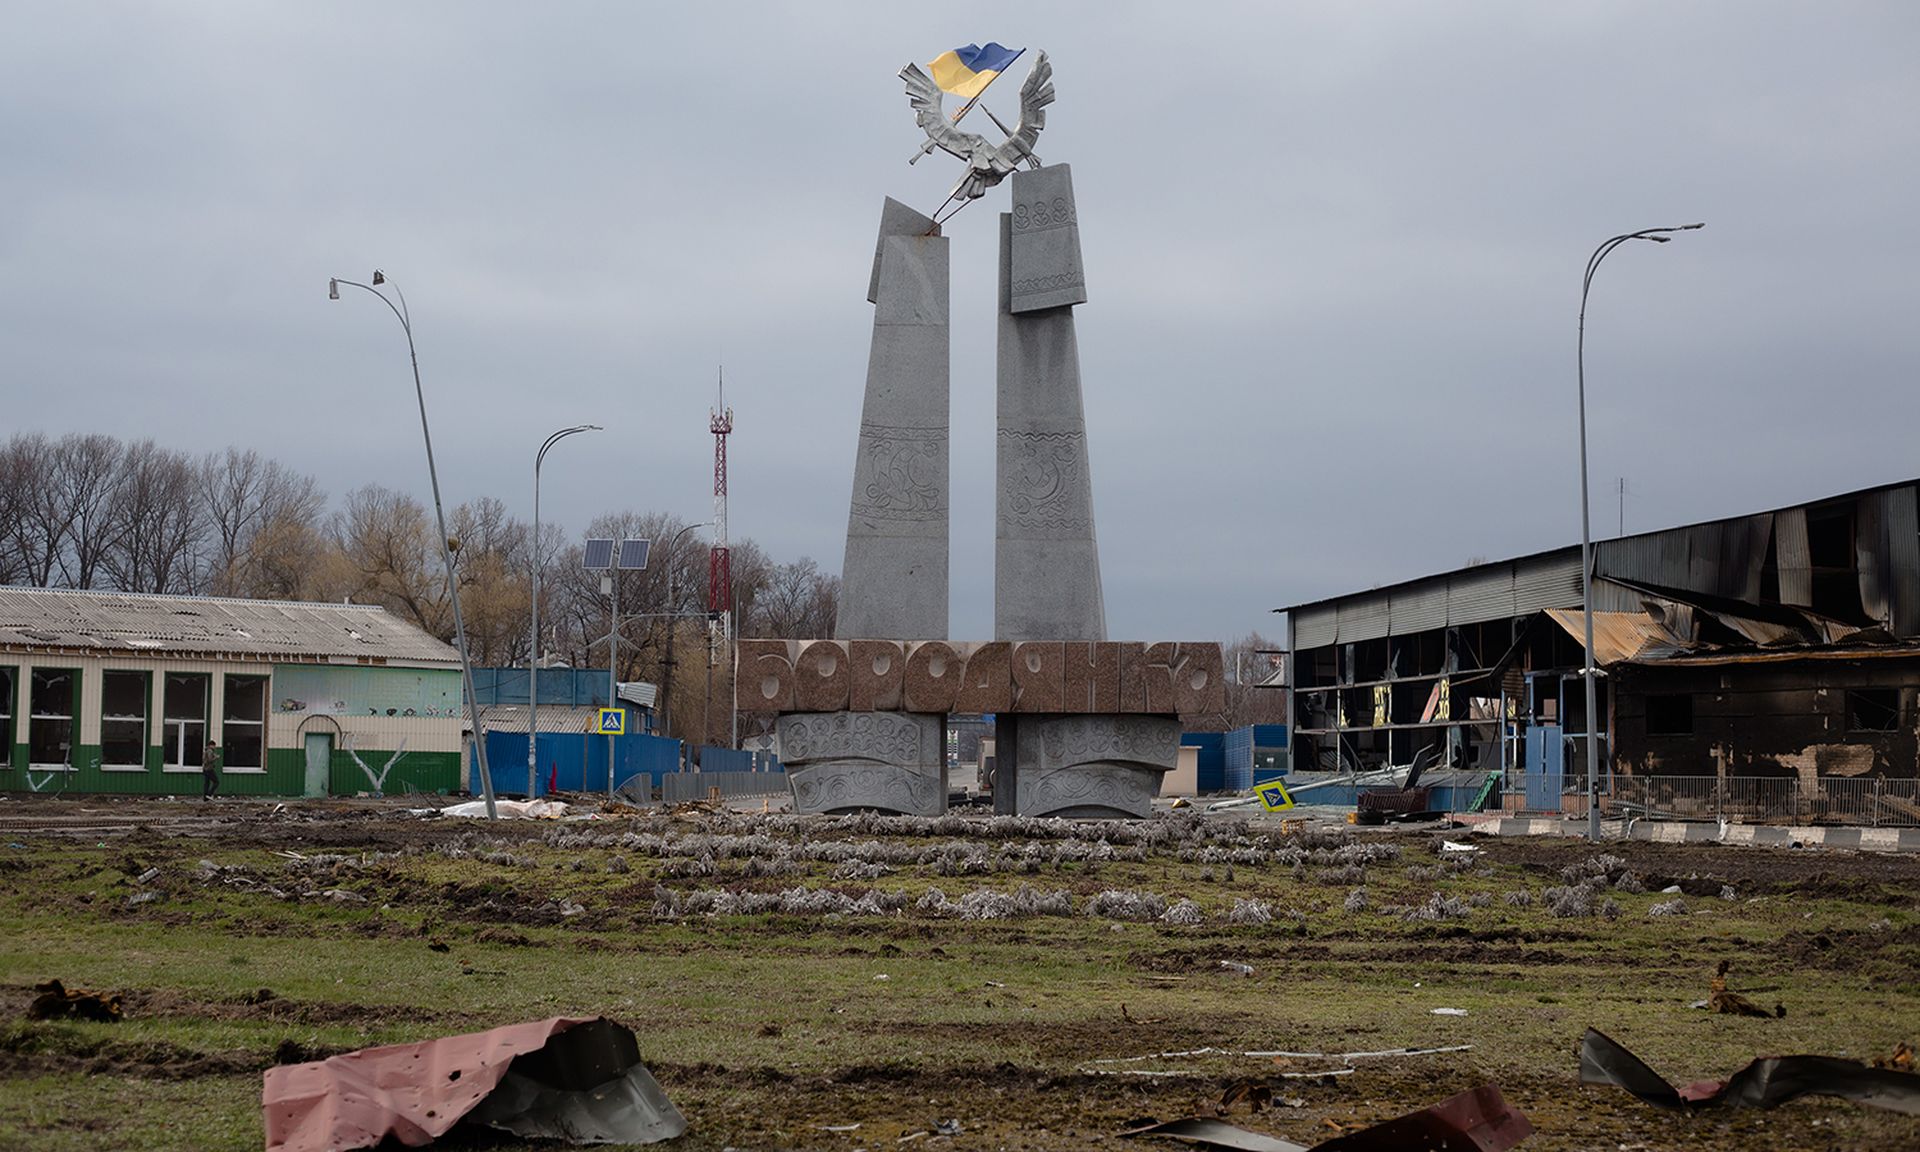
[[200, 448, 325, 598], [35, 434, 125, 589], [0, 435, 47, 585], [748, 556, 839, 639], [446, 497, 531, 665], [102, 440, 205, 593], [333, 484, 446, 634]]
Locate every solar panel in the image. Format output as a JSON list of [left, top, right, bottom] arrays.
[[582, 538, 615, 570], [617, 538, 652, 571]]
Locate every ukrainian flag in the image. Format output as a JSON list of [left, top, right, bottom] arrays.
[[928, 43, 1024, 101]]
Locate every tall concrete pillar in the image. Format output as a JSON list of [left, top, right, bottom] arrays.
[[836, 198, 949, 642], [995, 165, 1105, 644], [993, 164, 1158, 816], [789, 199, 948, 815]]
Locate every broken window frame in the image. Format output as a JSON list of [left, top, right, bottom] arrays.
[[222, 674, 267, 771], [29, 667, 78, 769], [162, 672, 208, 772], [0, 665, 13, 763], [1645, 693, 1694, 737], [99, 669, 150, 771], [1845, 687, 1900, 733]]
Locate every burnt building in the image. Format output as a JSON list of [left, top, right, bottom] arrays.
[[1277, 479, 1920, 818]]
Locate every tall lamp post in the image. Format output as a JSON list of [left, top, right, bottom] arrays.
[[328, 270, 498, 820], [1577, 223, 1703, 840], [528, 424, 601, 796], [657, 520, 709, 758]]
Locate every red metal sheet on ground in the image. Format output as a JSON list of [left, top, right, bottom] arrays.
[[262, 1015, 685, 1151]]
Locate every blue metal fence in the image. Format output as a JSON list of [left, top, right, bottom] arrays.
[[469, 731, 682, 797], [1182, 732, 1226, 792]]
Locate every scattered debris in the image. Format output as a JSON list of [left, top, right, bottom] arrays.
[[820, 1122, 862, 1132], [1084, 1044, 1470, 1078], [135, 866, 161, 884], [1219, 961, 1256, 978], [1121, 1083, 1530, 1151], [1578, 1027, 1920, 1114], [1707, 960, 1784, 1019], [1874, 1042, 1914, 1072], [125, 890, 160, 908], [1122, 1004, 1166, 1025], [28, 979, 123, 1023], [1219, 1081, 1273, 1114], [1440, 840, 1478, 854], [1430, 1008, 1468, 1016], [438, 799, 577, 820], [263, 1016, 685, 1151], [933, 1118, 962, 1136], [1646, 898, 1688, 918]]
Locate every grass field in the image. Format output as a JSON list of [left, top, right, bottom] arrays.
[[1, 797, 1916, 1151]]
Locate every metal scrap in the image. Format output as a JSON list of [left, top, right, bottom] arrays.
[[1579, 1027, 1920, 1115], [1084, 1044, 1470, 1078], [1122, 1083, 1530, 1152], [263, 1016, 685, 1151]]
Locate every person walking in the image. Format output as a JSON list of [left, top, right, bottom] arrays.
[[202, 741, 222, 800]]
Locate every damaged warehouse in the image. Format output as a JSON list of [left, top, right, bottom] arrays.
[[1279, 478, 1920, 822]]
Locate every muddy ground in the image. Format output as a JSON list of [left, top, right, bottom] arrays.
[[0, 795, 1916, 1151]]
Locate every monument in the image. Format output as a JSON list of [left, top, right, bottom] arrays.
[[750, 48, 1224, 818]]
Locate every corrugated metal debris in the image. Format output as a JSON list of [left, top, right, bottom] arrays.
[[263, 1016, 685, 1151]]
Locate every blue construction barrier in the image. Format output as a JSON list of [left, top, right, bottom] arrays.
[[469, 730, 682, 797], [1182, 732, 1226, 792]]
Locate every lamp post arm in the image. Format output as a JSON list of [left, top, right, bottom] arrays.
[[330, 274, 496, 820], [1574, 222, 1703, 841]]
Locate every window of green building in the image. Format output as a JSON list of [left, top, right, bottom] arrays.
[[30, 668, 77, 768], [224, 674, 267, 770], [163, 673, 208, 770], [0, 666, 14, 756], [101, 670, 149, 770]]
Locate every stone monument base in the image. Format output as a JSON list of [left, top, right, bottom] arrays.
[[778, 711, 947, 816], [997, 714, 1179, 819]]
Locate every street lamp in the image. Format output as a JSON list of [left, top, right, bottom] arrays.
[[1577, 223, 1703, 841], [327, 270, 499, 820], [656, 521, 709, 755], [528, 424, 602, 797]]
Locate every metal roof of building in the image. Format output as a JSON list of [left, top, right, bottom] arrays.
[[465, 704, 605, 734], [0, 585, 459, 664], [1274, 474, 1920, 616]]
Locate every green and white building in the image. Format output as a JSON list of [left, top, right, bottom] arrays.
[[0, 586, 464, 797]]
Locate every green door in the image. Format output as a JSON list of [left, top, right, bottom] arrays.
[[303, 733, 331, 798]]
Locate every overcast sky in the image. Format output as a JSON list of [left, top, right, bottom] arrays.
[[4, 3, 1916, 644]]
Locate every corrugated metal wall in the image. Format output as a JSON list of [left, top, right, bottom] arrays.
[[1221, 726, 1254, 792], [1774, 505, 1813, 606]]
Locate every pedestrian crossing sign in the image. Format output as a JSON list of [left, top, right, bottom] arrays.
[[595, 708, 625, 736], [1255, 780, 1295, 811]]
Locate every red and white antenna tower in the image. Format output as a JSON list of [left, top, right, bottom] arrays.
[[708, 369, 734, 651]]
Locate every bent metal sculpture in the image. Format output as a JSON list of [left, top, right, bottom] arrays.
[[746, 51, 1225, 819], [900, 52, 1054, 204]]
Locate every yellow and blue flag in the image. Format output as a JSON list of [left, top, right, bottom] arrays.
[[928, 43, 1024, 101]]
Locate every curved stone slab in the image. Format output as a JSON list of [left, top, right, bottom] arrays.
[[1008, 714, 1179, 819], [790, 761, 944, 816], [778, 711, 946, 816]]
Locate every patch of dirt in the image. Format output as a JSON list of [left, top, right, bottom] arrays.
[[1775, 923, 1920, 973]]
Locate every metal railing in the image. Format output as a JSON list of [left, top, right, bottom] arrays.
[[1598, 774, 1920, 827], [661, 769, 789, 804]]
